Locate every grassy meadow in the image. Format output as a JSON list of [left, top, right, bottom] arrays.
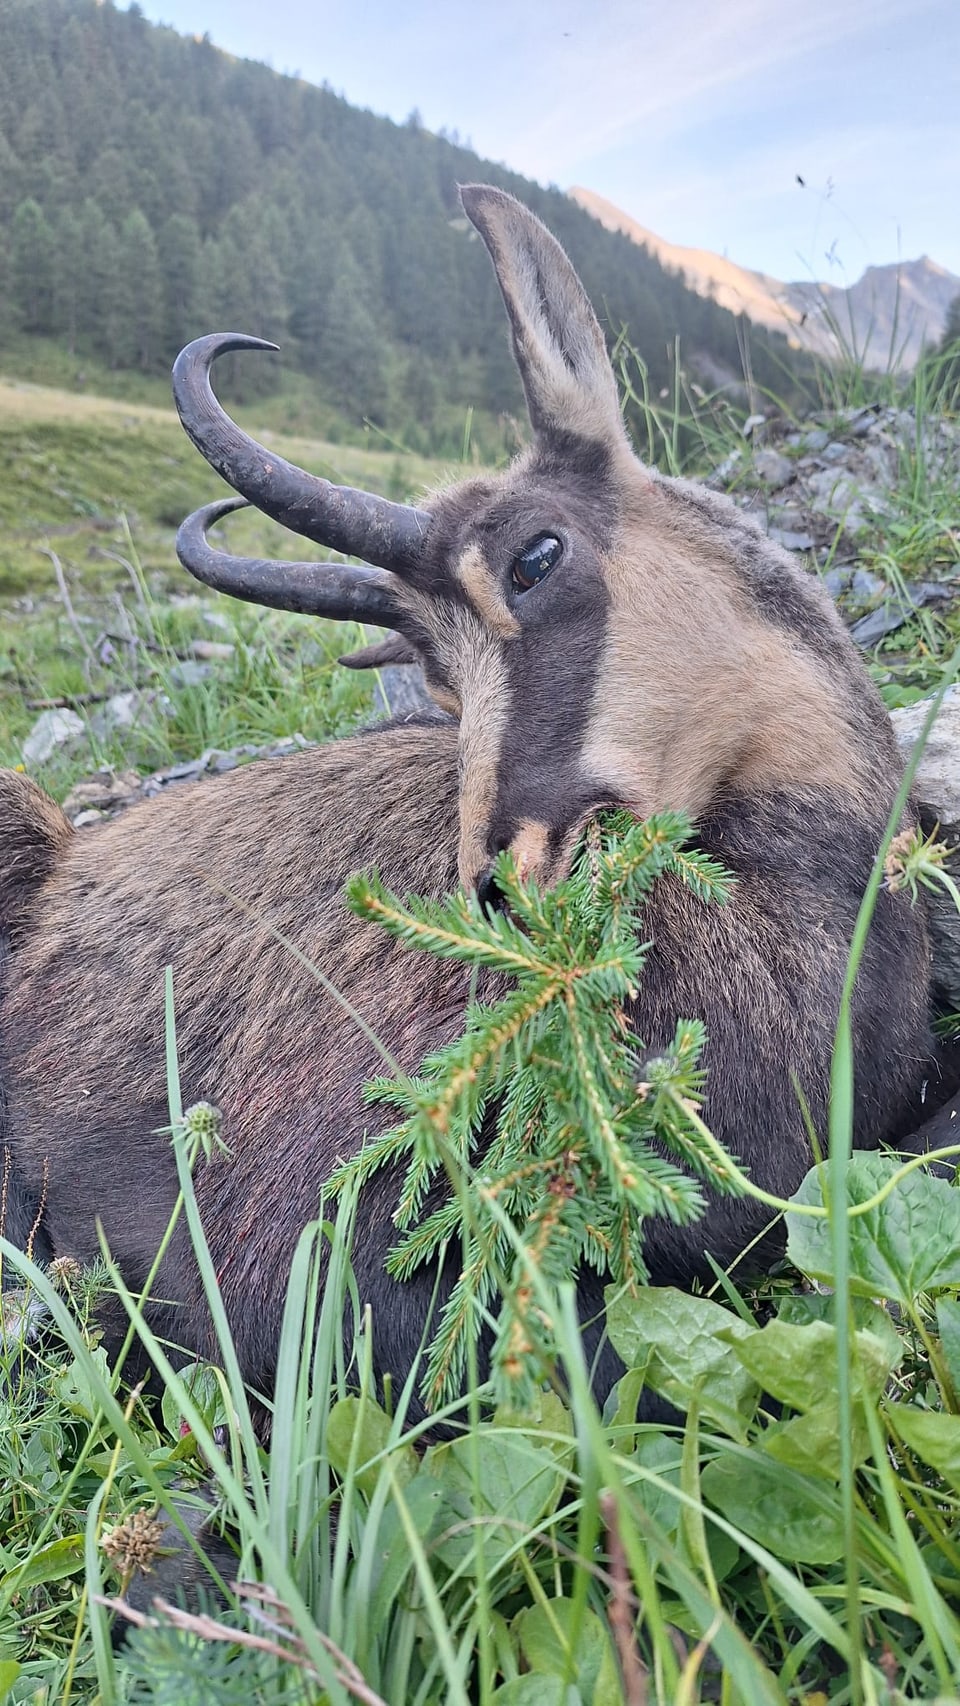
[[2, 348, 960, 1706], [0, 370, 450, 791]]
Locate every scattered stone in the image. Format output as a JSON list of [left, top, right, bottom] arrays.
[[167, 659, 212, 688], [837, 404, 881, 437], [752, 449, 794, 489], [891, 686, 960, 1005], [821, 567, 849, 598], [62, 768, 143, 819], [88, 690, 153, 738], [850, 568, 887, 603], [850, 582, 953, 648], [706, 448, 742, 488], [201, 610, 233, 632], [190, 639, 235, 661], [21, 707, 85, 766], [798, 427, 831, 454], [768, 527, 814, 552], [373, 664, 440, 720], [713, 403, 960, 598], [742, 414, 766, 437]]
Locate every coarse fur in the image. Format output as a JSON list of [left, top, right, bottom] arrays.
[[0, 185, 935, 1417]]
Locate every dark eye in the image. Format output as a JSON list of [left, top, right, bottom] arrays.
[[511, 534, 563, 592]]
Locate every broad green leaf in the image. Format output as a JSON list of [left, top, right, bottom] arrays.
[[0, 1661, 21, 1697], [493, 1390, 575, 1461], [786, 1153, 960, 1303], [630, 1430, 684, 1531], [628, 1430, 740, 1583], [492, 1681, 581, 1706], [760, 1399, 871, 1479], [724, 1318, 894, 1411], [512, 1598, 616, 1703], [425, 1431, 562, 1571], [369, 1473, 467, 1625], [326, 1395, 418, 1499], [776, 1289, 902, 1367], [701, 1450, 845, 1563], [604, 1361, 649, 1429], [50, 1348, 112, 1422], [0, 1534, 85, 1593], [160, 1361, 226, 1440], [886, 1403, 960, 1493], [936, 1297, 960, 1397], [605, 1286, 759, 1439]]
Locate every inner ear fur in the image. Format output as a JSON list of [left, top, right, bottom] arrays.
[[459, 183, 628, 454], [339, 632, 421, 670]]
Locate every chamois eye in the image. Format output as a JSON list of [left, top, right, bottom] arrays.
[[511, 534, 563, 592]]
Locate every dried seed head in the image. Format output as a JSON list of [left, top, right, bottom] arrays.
[[48, 1255, 84, 1291], [884, 827, 921, 890], [101, 1508, 166, 1578]]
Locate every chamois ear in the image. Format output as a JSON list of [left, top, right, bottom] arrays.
[[459, 183, 627, 453], [338, 632, 421, 670]]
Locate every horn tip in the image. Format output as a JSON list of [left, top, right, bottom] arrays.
[[172, 333, 280, 383]]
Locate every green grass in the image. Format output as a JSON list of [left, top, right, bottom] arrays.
[[4, 973, 960, 1705], [3, 351, 960, 1703], [0, 380, 452, 789]]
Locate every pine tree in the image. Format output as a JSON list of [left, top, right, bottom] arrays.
[[114, 208, 162, 369], [71, 199, 115, 357], [10, 197, 55, 332], [158, 211, 202, 356]]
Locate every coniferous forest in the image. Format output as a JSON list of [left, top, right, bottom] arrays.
[[0, 0, 810, 452]]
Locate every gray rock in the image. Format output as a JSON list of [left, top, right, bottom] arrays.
[[801, 428, 831, 454], [190, 639, 235, 661], [850, 582, 953, 647], [837, 404, 880, 438], [894, 686, 960, 821], [21, 708, 85, 766], [162, 757, 208, 782], [768, 527, 815, 552], [707, 448, 743, 487], [89, 691, 152, 738], [850, 602, 913, 647], [373, 664, 441, 721], [850, 568, 887, 603], [168, 659, 213, 689], [753, 449, 795, 490], [891, 686, 960, 1005], [821, 568, 849, 599], [62, 768, 143, 818]]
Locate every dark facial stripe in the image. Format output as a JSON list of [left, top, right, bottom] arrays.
[[484, 562, 612, 862]]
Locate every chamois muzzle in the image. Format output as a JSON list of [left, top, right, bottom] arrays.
[[171, 333, 431, 574], [175, 496, 408, 627]]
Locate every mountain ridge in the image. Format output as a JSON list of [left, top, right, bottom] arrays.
[[570, 186, 959, 370]]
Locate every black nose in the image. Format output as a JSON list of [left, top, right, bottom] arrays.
[[475, 864, 505, 915]]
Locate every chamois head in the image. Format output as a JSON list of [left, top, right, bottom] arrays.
[[174, 186, 891, 901]]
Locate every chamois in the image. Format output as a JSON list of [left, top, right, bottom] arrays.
[[0, 185, 934, 1414]]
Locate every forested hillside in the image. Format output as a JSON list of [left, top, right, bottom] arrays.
[[0, 0, 809, 451]]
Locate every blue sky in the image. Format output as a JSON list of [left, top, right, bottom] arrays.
[[136, 0, 960, 281]]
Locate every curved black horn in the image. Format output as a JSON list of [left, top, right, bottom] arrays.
[[172, 334, 430, 574], [176, 496, 409, 627]]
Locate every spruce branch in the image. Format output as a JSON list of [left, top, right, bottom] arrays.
[[334, 811, 741, 1406]]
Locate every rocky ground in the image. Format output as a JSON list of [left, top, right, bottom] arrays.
[[17, 399, 960, 853], [713, 400, 959, 645]]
